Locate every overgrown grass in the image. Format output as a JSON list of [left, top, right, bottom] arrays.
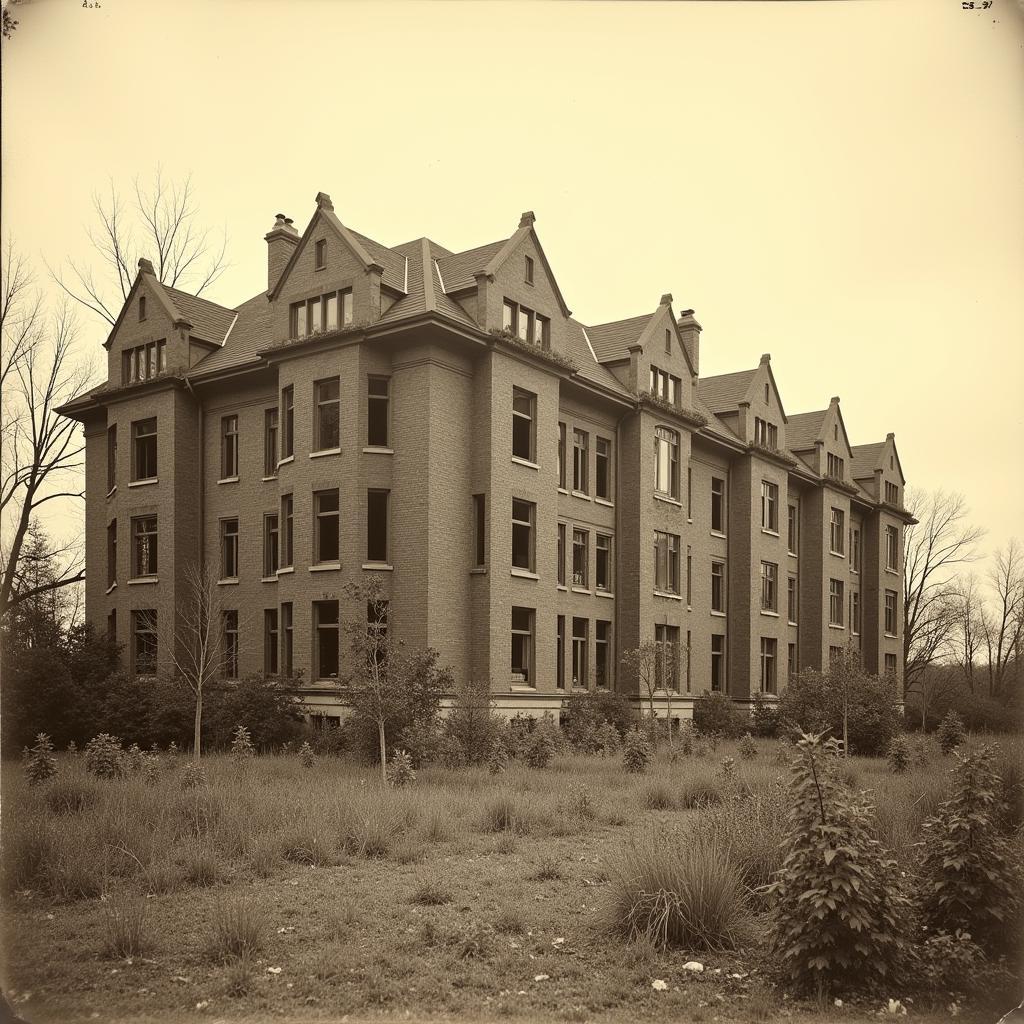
[[208, 895, 268, 960], [103, 894, 154, 958]]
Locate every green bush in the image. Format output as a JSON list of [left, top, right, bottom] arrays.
[[386, 749, 416, 787], [693, 691, 745, 739], [936, 710, 966, 754], [918, 744, 1022, 954], [765, 732, 911, 996], [622, 730, 651, 773], [751, 694, 780, 738], [886, 734, 910, 773], [525, 723, 557, 768], [738, 734, 757, 760], [562, 689, 633, 750], [443, 678, 500, 765], [24, 732, 58, 785], [84, 733, 123, 778]]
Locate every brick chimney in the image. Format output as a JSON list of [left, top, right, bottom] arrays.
[[677, 309, 702, 373], [265, 213, 299, 292]]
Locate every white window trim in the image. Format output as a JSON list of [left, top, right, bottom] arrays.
[[710, 609, 727, 618], [105, 582, 117, 595], [654, 493, 683, 508], [595, 590, 614, 600], [127, 577, 158, 585], [261, 475, 278, 483], [106, 485, 117, 498], [217, 476, 239, 485], [511, 456, 540, 471], [310, 447, 342, 459], [261, 575, 278, 583], [594, 497, 615, 508], [362, 446, 394, 455], [277, 455, 295, 468], [571, 490, 592, 502], [310, 562, 341, 573], [217, 577, 239, 586], [653, 590, 683, 601], [276, 566, 295, 576], [510, 568, 540, 581], [129, 478, 158, 488], [362, 562, 394, 571], [761, 528, 780, 538]]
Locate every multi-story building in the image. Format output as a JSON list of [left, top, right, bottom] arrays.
[[60, 193, 912, 721]]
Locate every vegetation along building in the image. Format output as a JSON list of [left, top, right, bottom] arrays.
[[60, 193, 913, 722]]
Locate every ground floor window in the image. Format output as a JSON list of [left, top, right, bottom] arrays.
[[760, 637, 777, 694], [265, 609, 279, 676], [223, 610, 239, 678], [572, 617, 589, 687], [281, 602, 293, 677], [711, 633, 725, 692], [595, 620, 611, 688], [511, 606, 534, 685], [556, 615, 565, 689], [654, 623, 679, 691], [314, 600, 340, 679], [133, 609, 157, 676]]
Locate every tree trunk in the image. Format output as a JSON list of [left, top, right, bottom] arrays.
[[378, 719, 387, 786], [194, 689, 203, 759]]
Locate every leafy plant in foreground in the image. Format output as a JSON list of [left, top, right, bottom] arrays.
[[24, 732, 58, 785], [622, 730, 651, 774], [936, 710, 965, 754]]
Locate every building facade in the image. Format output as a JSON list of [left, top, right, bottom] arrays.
[[61, 193, 913, 720]]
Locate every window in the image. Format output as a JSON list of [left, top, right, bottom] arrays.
[[711, 477, 725, 532], [788, 642, 796, 679], [315, 489, 340, 564], [885, 653, 898, 676], [263, 513, 279, 576], [221, 518, 239, 579], [502, 299, 515, 332], [573, 428, 589, 492], [107, 425, 117, 491], [654, 531, 680, 595], [557, 423, 566, 489], [687, 467, 692, 518], [761, 561, 778, 612], [686, 630, 692, 691], [654, 427, 679, 498], [711, 560, 725, 613], [290, 289, 352, 338], [687, 546, 692, 605], [595, 621, 611, 688], [754, 417, 777, 449], [131, 418, 158, 481], [132, 610, 157, 676], [851, 591, 861, 635], [281, 495, 294, 568], [264, 609, 279, 675], [595, 437, 611, 500], [473, 494, 486, 568], [121, 340, 166, 384], [139, 295, 146, 321], [760, 638, 777, 694], [502, 299, 547, 345], [711, 634, 725, 692], [596, 534, 612, 592], [827, 452, 844, 477], [557, 523, 566, 586], [851, 526, 861, 573], [107, 609, 116, 643], [764, 382, 770, 403], [761, 480, 778, 532], [314, 238, 326, 269], [885, 481, 899, 505], [572, 617, 589, 687], [281, 602, 293, 677], [556, 615, 566, 689], [511, 498, 535, 571], [132, 515, 158, 577], [511, 607, 534, 684], [665, 328, 672, 354], [788, 504, 798, 554], [830, 508, 845, 555], [314, 600, 340, 679], [788, 575, 798, 624], [221, 415, 239, 479], [314, 377, 340, 451], [655, 623, 679, 691], [223, 611, 239, 678], [281, 386, 294, 459], [829, 579, 844, 626], [512, 388, 535, 462], [367, 489, 389, 563], [885, 525, 899, 571], [106, 519, 117, 588], [367, 377, 390, 447], [885, 590, 898, 635], [572, 528, 589, 588], [830, 645, 843, 665], [264, 408, 278, 476], [524, 255, 534, 284], [649, 365, 680, 404]]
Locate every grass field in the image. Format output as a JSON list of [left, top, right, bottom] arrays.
[[1, 736, 1017, 1024]]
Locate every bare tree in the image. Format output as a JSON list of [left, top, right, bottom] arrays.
[[949, 574, 984, 692], [1, 243, 92, 619], [903, 488, 985, 688], [620, 638, 681, 746], [981, 539, 1024, 701], [51, 169, 227, 326]]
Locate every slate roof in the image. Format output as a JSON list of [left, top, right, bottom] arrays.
[[851, 441, 886, 479], [189, 292, 272, 376], [696, 368, 757, 413], [163, 286, 237, 345], [587, 314, 651, 363], [349, 229, 408, 293], [436, 240, 507, 293], [786, 410, 827, 451], [566, 321, 631, 397]]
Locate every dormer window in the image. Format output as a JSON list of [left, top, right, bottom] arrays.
[[524, 255, 534, 284], [649, 365, 680, 405], [754, 417, 777, 449], [827, 452, 844, 478], [315, 239, 326, 270], [122, 340, 166, 385], [501, 298, 547, 346], [139, 296, 146, 321], [290, 289, 353, 339]]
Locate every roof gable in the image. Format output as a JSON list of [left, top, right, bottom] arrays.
[[636, 296, 696, 378], [102, 259, 187, 350], [852, 434, 905, 485], [480, 212, 571, 318]]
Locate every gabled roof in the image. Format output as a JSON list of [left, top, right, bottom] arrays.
[[349, 229, 407, 293], [376, 238, 476, 329], [697, 368, 758, 413], [851, 441, 887, 479], [163, 285, 236, 345], [786, 410, 827, 451], [436, 240, 507, 293], [188, 292, 272, 375], [566, 320, 631, 398], [587, 314, 652, 362]]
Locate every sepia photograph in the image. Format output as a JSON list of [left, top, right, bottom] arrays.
[[1, 1, 1022, 1022]]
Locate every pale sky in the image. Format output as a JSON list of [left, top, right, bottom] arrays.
[[2, 0, 1022, 565]]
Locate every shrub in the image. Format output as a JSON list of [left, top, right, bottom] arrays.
[[622, 731, 651, 774], [180, 760, 206, 789], [444, 678, 500, 765], [119, 743, 144, 776], [533, 853, 562, 880], [563, 783, 597, 823], [642, 780, 677, 810], [397, 717, 441, 767], [751, 695, 780, 738], [208, 896, 268, 960], [230, 725, 255, 764], [562, 689, 633, 750], [85, 733, 123, 778], [936, 710, 965, 754], [142, 753, 160, 785], [918, 744, 1022, 954], [765, 732, 911, 996], [595, 720, 621, 756], [486, 740, 508, 775], [525, 727, 555, 769], [738, 734, 757, 761], [103, 894, 154, 958], [436, 734, 466, 769], [693, 692, 745, 739], [24, 732, 58, 785], [44, 775, 99, 815], [298, 741, 317, 768], [886, 735, 910, 773], [605, 828, 748, 950], [479, 793, 530, 834], [677, 776, 724, 809], [386, 749, 416, 787], [204, 674, 304, 751]]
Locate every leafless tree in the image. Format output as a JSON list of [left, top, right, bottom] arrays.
[[1, 243, 92, 619], [903, 488, 985, 687], [949, 574, 985, 692], [51, 169, 227, 326], [620, 638, 682, 746], [981, 539, 1024, 701]]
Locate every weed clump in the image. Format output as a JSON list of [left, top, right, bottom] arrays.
[[886, 734, 910, 773], [208, 896, 268, 960], [386, 749, 416, 787], [24, 733, 58, 786], [937, 710, 966, 754], [622, 731, 651, 774], [103, 894, 154, 958], [85, 733, 122, 778]]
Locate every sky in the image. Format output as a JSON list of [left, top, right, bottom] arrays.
[[2, 0, 1022, 567]]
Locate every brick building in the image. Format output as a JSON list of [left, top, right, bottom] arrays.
[[60, 193, 912, 721]]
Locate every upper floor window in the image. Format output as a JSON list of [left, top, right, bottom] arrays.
[[596, 533, 612, 592], [851, 590, 861, 635], [107, 425, 117, 492], [512, 388, 535, 462], [649, 365, 680, 405], [572, 528, 589, 588], [221, 518, 239, 580], [595, 437, 611, 500], [281, 494, 294, 568], [788, 574, 798, 623], [132, 515, 158, 578], [131, 418, 157, 482], [107, 519, 117, 588], [654, 530, 680, 595], [827, 452, 844, 478], [557, 522, 566, 586], [473, 494, 486, 568], [138, 296, 146, 321], [884, 589, 898, 635], [280, 602, 293, 677], [830, 507, 845, 555], [711, 476, 725, 533], [264, 408, 278, 477], [764, 382, 770, 404], [654, 427, 679, 499], [367, 489, 389, 563], [711, 634, 725, 692], [502, 299, 548, 346], [754, 417, 777, 449], [829, 578, 844, 626], [761, 561, 778, 612], [221, 415, 239, 479], [788, 504, 798, 554], [315, 489, 340, 564], [851, 526, 862, 573], [122, 340, 166, 385], [885, 653, 898, 676], [290, 288, 353, 339], [711, 560, 725, 613], [885, 524, 899, 571], [665, 328, 672, 355], [367, 377, 390, 447], [557, 423, 566, 489], [511, 498, 535, 572], [761, 480, 779, 532], [314, 239, 326, 270], [885, 481, 899, 505], [264, 609, 279, 676], [524, 255, 534, 284], [281, 386, 294, 459], [314, 377, 340, 451], [760, 638, 777, 694], [263, 513, 279, 577], [573, 429, 589, 493]]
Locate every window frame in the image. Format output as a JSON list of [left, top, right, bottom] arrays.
[[223, 610, 239, 678], [263, 513, 279, 577], [595, 533, 612, 592], [654, 530, 680, 595], [571, 616, 589, 688], [711, 559, 725, 613], [511, 606, 534, 685], [314, 377, 341, 452], [830, 507, 846, 556], [264, 608, 279, 676], [710, 476, 725, 533], [511, 388, 536, 463], [473, 494, 486, 568], [281, 494, 294, 568], [595, 436, 611, 500], [132, 609, 158, 676], [511, 497, 535, 572], [829, 578, 845, 626], [572, 428, 589, 493], [366, 488, 390, 564], [221, 414, 239, 480], [313, 599, 340, 680], [314, 489, 340, 565], [595, 620, 611, 689], [281, 602, 293, 677], [710, 634, 725, 692], [107, 425, 117, 492], [654, 426, 679, 499], [761, 480, 779, 532], [281, 386, 294, 460], [572, 528, 589, 589], [221, 517, 239, 580], [760, 637, 777, 694], [131, 418, 158, 482], [131, 514, 158, 579], [367, 376, 390, 448], [760, 560, 778, 613]]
